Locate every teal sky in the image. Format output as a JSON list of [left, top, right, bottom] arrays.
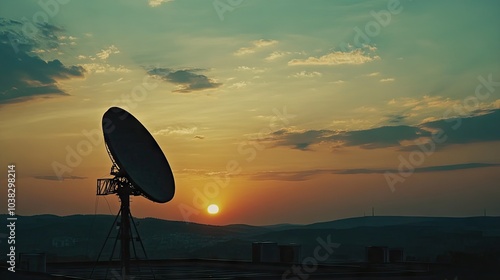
[[1, 0, 499, 225]]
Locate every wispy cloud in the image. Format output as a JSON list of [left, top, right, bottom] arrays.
[[147, 67, 222, 93], [288, 49, 380, 66], [265, 51, 292, 61], [290, 71, 322, 78], [249, 163, 500, 181], [80, 63, 130, 74], [153, 126, 197, 136], [266, 125, 429, 151], [148, 0, 173, 7], [267, 109, 500, 151], [76, 45, 120, 61], [386, 95, 494, 115], [354, 106, 377, 113], [380, 78, 395, 82], [385, 114, 408, 124], [236, 66, 266, 73], [234, 39, 278, 56], [34, 175, 87, 181], [96, 45, 120, 60], [407, 109, 500, 147], [229, 81, 248, 89]]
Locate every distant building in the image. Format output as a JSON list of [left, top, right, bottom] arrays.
[[19, 253, 46, 272], [406, 255, 417, 262], [52, 237, 76, 247], [279, 244, 301, 263], [389, 248, 404, 263], [366, 246, 389, 263], [366, 246, 405, 263], [252, 242, 279, 263]]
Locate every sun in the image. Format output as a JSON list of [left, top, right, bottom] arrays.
[[207, 204, 219, 215]]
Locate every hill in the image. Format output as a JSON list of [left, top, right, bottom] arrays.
[[1, 214, 499, 262]]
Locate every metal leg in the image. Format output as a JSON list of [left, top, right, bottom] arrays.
[[130, 213, 157, 279], [91, 209, 121, 279]]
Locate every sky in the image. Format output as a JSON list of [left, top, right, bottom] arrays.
[[0, 0, 499, 226]]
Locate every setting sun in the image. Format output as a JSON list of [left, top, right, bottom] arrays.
[[207, 204, 219, 215]]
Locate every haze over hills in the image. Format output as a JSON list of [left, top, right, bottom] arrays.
[[1, 214, 499, 263]]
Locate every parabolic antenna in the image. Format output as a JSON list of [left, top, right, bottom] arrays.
[[102, 106, 175, 203], [93, 107, 175, 278]]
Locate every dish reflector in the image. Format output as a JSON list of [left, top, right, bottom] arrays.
[[102, 107, 175, 203]]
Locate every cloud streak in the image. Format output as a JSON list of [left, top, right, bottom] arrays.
[[266, 109, 500, 151], [269, 125, 430, 151], [249, 163, 500, 181], [234, 39, 278, 56], [265, 51, 292, 61], [290, 71, 322, 78], [148, 0, 173, 7], [153, 126, 198, 136], [380, 78, 395, 82], [95, 45, 120, 60], [288, 49, 380, 66], [34, 175, 87, 181], [147, 67, 221, 93]]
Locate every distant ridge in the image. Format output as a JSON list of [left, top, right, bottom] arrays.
[[2, 214, 498, 229], [304, 215, 500, 230], [1, 214, 499, 262]]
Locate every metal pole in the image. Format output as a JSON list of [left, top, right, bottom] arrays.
[[119, 184, 131, 278]]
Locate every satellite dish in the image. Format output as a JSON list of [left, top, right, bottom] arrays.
[[102, 106, 175, 203], [93, 107, 175, 278]]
